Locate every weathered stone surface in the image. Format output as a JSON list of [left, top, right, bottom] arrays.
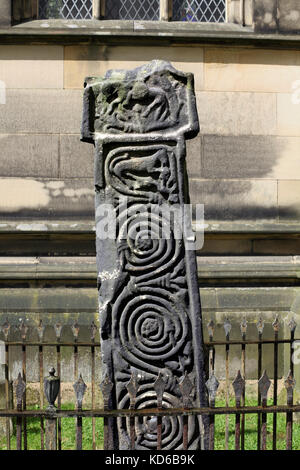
[[278, 0, 300, 33], [277, 93, 300, 136], [202, 135, 300, 180], [253, 0, 277, 32], [279, 180, 300, 219], [197, 92, 276, 135], [204, 48, 300, 93], [0, 45, 63, 89], [64, 45, 204, 91], [82, 60, 207, 449], [0, 135, 59, 177], [189, 178, 278, 220], [0, 178, 94, 218], [60, 135, 94, 178], [186, 136, 201, 178], [0, 89, 82, 134], [0, 0, 11, 27]]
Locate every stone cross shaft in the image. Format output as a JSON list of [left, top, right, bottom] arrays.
[[81, 60, 207, 450]]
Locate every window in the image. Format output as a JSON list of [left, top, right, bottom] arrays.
[[39, 0, 93, 19], [172, 0, 226, 22], [105, 0, 160, 21]]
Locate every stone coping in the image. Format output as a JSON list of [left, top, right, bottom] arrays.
[[0, 219, 300, 234], [0, 255, 299, 280], [0, 20, 300, 47]]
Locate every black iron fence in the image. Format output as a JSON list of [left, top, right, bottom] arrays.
[[0, 316, 299, 450]]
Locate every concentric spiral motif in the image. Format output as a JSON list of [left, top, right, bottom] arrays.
[[118, 387, 199, 450], [113, 289, 188, 375], [117, 203, 183, 280]]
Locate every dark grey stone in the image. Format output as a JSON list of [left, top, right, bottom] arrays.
[[82, 60, 208, 450]]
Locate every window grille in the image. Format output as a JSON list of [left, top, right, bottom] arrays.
[[105, 0, 160, 21], [39, 0, 93, 20], [172, 0, 226, 22]]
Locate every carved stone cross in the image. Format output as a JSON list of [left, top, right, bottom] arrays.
[[81, 60, 207, 450]]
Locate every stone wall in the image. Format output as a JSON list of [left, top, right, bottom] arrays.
[[1, 38, 300, 383], [1, 43, 300, 228]]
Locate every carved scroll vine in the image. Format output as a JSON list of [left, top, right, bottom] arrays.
[[82, 60, 207, 450]]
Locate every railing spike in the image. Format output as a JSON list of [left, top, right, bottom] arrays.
[[224, 317, 232, 337], [72, 322, 80, 340], [37, 319, 45, 342], [206, 373, 219, 404], [100, 374, 113, 409], [272, 314, 280, 333], [288, 317, 297, 334], [154, 372, 166, 409], [179, 371, 194, 409], [240, 316, 247, 336], [73, 374, 87, 410], [1, 318, 10, 341], [14, 372, 26, 409], [54, 322, 63, 340], [258, 370, 271, 402], [232, 370, 245, 403], [126, 372, 139, 408], [19, 320, 28, 341], [90, 321, 98, 341], [207, 319, 215, 338], [256, 317, 265, 335]]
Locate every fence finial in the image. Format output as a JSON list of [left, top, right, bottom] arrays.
[[256, 317, 265, 335], [154, 372, 166, 409], [207, 319, 215, 339], [73, 374, 87, 410], [44, 367, 60, 411], [224, 318, 232, 337], [240, 316, 247, 336], [126, 372, 139, 409], [179, 372, 194, 409], [100, 373, 113, 409], [14, 372, 26, 410], [19, 320, 28, 341], [90, 321, 98, 341], [232, 370, 245, 404], [272, 314, 280, 333], [1, 317, 10, 341], [54, 322, 63, 340], [258, 370, 271, 402], [285, 370, 296, 404], [206, 373, 219, 405], [37, 319, 45, 341], [288, 317, 297, 334], [72, 322, 80, 340]]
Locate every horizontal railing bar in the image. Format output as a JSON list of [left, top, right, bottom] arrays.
[[0, 404, 299, 418], [205, 339, 298, 346], [1, 342, 100, 347], [2, 339, 297, 347]]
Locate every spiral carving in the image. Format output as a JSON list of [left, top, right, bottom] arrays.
[[112, 289, 188, 375], [118, 387, 199, 450], [117, 204, 183, 280]]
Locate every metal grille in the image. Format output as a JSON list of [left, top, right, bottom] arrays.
[[106, 0, 160, 21], [39, 0, 93, 19], [172, 0, 226, 22]]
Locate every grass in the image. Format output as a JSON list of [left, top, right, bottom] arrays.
[[0, 403, 104, 451], [0, 399, 299, 450]]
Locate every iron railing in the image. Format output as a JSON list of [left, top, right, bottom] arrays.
[[0, 316, 298, 450]]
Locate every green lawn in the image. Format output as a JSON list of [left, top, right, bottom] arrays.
[[0, 399, 299, 450]]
